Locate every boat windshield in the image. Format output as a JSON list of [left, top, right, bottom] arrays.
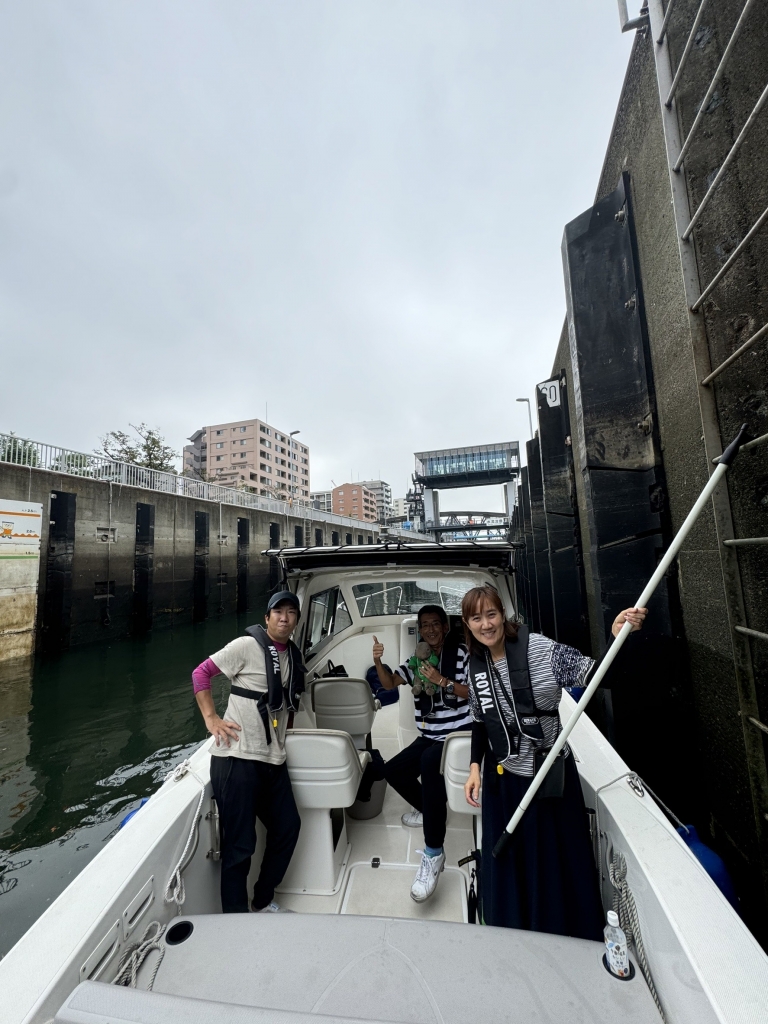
[[351, 578, 478, 617]]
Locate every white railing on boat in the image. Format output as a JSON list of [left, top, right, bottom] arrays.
[[0, 432, 422, 538]]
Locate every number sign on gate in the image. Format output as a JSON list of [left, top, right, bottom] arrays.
[[538, 379, 561, 408]]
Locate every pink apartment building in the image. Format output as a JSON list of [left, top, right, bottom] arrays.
[[183, 418, 310, 500], [331, 483, 377, 522]]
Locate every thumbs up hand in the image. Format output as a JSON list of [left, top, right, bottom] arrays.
[[372, 636, 385, 662]]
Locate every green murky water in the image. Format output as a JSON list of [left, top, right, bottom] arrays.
[[0, 616, 242, 956]]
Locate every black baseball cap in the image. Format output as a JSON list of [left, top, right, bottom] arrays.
[[267, 590, 300, 613]]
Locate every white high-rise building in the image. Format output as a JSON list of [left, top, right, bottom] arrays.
[[359, 480, 393, 522]]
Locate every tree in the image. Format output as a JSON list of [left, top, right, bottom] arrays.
[[0, 433, 40, 467], [96, 423, 178, 472]]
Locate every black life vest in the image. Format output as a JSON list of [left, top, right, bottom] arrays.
[[467, 626, 559, 763], [415, 640, 465, 718], [228, 625, 306, 745]]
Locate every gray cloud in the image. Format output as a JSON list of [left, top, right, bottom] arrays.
[[0, 1, 632, 506]]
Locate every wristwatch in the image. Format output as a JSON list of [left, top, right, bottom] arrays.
[[445, 681, 455, 695]]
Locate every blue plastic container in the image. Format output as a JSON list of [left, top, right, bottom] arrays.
[[677, 824, 739, 911], [118, 797, 149, 830]]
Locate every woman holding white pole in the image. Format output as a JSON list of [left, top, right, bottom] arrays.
[[462, 585, 646, 937]]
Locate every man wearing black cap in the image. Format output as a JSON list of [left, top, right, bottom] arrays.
[[192, 591, 304, 913]]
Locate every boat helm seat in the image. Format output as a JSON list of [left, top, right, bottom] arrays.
[[440, 731, 480, 816], [277, 729, 371, 894], [285, 728, 370, 809], [309, 677, 378, 749]]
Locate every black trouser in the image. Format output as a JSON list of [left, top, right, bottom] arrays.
[[382, 736, 448, 849], [210, 755, 301, 913]]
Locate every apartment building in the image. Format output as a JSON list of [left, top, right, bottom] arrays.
[[332, 483, 377, 522], [183, 418, 310, 500], [310, 490, 333, 512], [392, 497, 408, 519], [358, 479, 393, 522]]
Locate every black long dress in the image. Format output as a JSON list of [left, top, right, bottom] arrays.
[[468, 634, 605, 940]]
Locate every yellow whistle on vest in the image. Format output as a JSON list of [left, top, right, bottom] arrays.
[[273, 719, 278, 728], [497, 765, 504, 775]]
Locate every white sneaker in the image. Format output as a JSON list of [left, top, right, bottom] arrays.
[[251, 901, 294, 913], [401, 810, 423, 828], [410, 849, 445, 902]]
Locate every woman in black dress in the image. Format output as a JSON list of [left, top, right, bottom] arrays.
[[462, 585, 646, 939]]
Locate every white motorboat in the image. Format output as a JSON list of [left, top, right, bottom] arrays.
[[1, 542, 766, 1024]]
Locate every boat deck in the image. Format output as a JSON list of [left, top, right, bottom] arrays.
[[275, 702, 474, 922]]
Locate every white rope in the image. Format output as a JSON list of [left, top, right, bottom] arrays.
[[163, 759, 206, 912], [609, 851, 665, 1022], [113, 921, 167, 990], [110, 757, 207, 990]]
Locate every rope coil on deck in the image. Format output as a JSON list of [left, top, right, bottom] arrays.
[[113, 921, 167, 990], [111, 758, 206, 989]]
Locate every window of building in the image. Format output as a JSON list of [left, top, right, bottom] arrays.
[[338, 490, 344, 496], [262, 440, 271, 449], [357, 535, 364, 545], [260, 425, 271, 435], [216, 442, 224, 449], [301, 457, 308, 464], [240, 439, 247, 445], [260, 476, 269, 485], [215, 429, 224, 435], [260, 463, 271, 472], [301, 489, 308, 496], [240, 452, 247, 458], [240, 426, 247, 432], [216, 455, 223, 461], [250, 473, 258, 481], [303, 587, 353, 657]]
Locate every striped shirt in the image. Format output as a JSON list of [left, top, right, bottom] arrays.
[[396, 644, 472, 741], [467, 633, 593, 776]]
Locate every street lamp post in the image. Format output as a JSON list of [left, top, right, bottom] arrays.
[[516, 398, 533, 440]]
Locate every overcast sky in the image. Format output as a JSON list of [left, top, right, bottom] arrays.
[[1, 2, 633, 509]]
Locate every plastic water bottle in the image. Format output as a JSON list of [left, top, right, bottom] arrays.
[[604, 910, 630, 978]]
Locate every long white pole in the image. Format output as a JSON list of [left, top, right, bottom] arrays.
[[493, 427, 744, 857]]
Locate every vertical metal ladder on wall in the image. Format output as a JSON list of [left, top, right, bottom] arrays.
[[639, 0, 768, 857]]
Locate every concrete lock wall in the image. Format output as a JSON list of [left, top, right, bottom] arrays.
[[0, 462, 377, 658], [537, 7, 768, 941]]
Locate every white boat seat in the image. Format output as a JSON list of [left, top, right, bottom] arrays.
[[440, 731, 479, 816], [285, 729, 370, 810], [310, 677, 377, 748]]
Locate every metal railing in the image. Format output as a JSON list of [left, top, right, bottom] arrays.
[[0, 432, 422, 538]]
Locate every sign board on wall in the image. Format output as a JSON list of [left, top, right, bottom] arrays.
[[0, 499, 44, 662]]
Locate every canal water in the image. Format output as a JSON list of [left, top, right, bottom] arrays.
[[0, 614, 245, 957]]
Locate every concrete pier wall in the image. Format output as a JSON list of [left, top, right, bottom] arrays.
[[0, 462, 377, 655]]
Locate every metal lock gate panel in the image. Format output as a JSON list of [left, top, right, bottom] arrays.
[[519, 467, 540, 633], [562, 172, 672, 650], [132, 503, 155, 635], [526, 437, 556, 639], [535, 373, 589, 651], [43, 490, 77, 651]]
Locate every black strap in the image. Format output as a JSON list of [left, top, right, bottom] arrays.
[[229, 685, 273, 745]]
